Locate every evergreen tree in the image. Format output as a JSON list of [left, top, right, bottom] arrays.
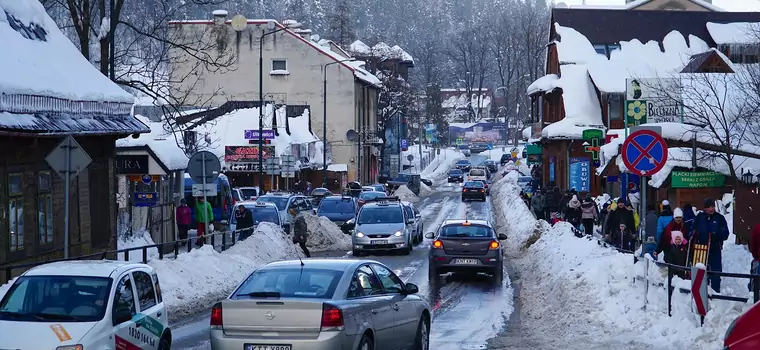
[[325, 0, 356, 47]]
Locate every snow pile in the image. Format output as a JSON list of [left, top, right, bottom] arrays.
[[117, 230, 159, 262], [116, 115, 189, 170], [420, 148, 463, 180], [151, 222, 306, 322], [393, 185, 419, 202], [419, 182, 434, 197], [706, 22, 760, 44], [301, 213, 352, 251], [492, 174, 751, 349]]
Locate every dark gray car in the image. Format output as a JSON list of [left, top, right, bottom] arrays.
[[426, 220, 508, 283]]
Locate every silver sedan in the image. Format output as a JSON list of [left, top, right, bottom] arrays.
[[210, 259, 431, 350]]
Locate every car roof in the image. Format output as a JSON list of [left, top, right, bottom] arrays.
[[262, 258, 380, 271], [260, 192, 298, 197], [23, 260, 149, 278], [442, 219, 491, 227], [237, 201, 278, 208], [362, 201, 402, 208]]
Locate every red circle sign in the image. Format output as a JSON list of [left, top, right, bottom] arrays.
[[620, 129, 668, 176]]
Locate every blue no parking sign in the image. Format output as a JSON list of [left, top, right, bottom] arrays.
[[620, 129, 667, 176]]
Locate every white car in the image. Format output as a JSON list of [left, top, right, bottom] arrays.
[[469, 167, 488, 182], [228, 201, 282, 232], [0, 260, 172, 349]]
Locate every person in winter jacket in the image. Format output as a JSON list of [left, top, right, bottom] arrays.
[[580, 196, 598, 236], [691, 198, 729, 292], [235, 205, 255, 241], [175, 198, 192, 241], [290, 208, 311, 257], [194, 197, 214, 246], [545, 187, 561, 219], [627, 203, 640, 231], [531, 190, 546, 220], [654, 208, 685, 261], [564, 195, 582, 230], [682, 204, 696, 234], [644, 204, 658, 240], [559, 190, 572, 214], [656, 200, 674, 245], [748, 224, 760, 291], [605, 199, 636, 245], [668, 231, 689, 278], [611, 223, 636, 250]]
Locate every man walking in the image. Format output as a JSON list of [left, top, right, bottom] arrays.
[[235, 204, 254, 241], [195, 197, 214, 246], [531, 190, 546, 220], [290, 208, 311, 257], [691, 198, 729, 292]]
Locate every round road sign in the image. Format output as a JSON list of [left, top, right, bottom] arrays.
[[407, 154, 414, 161], [621, 129, 667, 176], [141, 174, 152, 185]]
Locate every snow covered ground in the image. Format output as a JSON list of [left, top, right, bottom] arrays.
[[393, 185, 421, 202], [491, 171, 751, 349], [117, 230, 159, 262], [420, 148, 463, 180]]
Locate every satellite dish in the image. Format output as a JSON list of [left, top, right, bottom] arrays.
[[346, 129, 358, 141], [231, 15, 247, 31], [267, 21, 276, 30], [312, 34, 320, 42]]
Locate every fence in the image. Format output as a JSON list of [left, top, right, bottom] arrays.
[[2, 228, 255, 284]]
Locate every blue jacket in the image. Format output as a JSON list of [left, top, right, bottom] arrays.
[[683, 208, 696, 235], [692, 211, 729, 264], [656, 215, 673, 243]]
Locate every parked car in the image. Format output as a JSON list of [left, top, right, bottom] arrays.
[[209, 259, 431, 350], [455, 159, 472, 172], [402, 201, 424, 244], [256, 192, 315, 232], [500, 153, 511, 166], [461, 181, 487, 202], [426, 219, 508, 283], [229, 201, 282, 232], [448, 169, 465, 183], [232, 186, 260, 202], [317, 196, 357, 227]]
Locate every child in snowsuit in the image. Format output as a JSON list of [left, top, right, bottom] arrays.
[[611, 223, 636, 251], [564, 195, 582, 231], [668, 231, 689, 279]]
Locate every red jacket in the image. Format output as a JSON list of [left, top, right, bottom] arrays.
[[750, 224, 760, 261], [176, 205, 192, 226]]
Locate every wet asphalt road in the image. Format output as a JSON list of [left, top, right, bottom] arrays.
[[172, 154, 515, 350]]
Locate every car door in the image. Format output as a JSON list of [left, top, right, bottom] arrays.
[[130, 269, 163, 349], [371, 263, 418, 349], [412, 205, 422, 235], [112, 273, 140, 349], [353, 265, 397, 350], [403, 205, 416, 239]]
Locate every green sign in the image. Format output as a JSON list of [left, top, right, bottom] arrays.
[[456, 138, 463, 145], [584, 138, 602, 161], [526, 144, 542, 155], [134, 314, 164, 337], [671, 171, 726, 189], [582, 129, 603, 141], [625, 100, 648, 126]]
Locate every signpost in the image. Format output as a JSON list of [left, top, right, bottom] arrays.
[[265, 157, 281, 190], [400, 139, 408, 151], [45, 136, 92, 259], [187, 151, 221, 236], [691, 265, 709, 322], [456, 138, 464, 146], [244, 129, 275, 140], [281, 155, 296, 189]]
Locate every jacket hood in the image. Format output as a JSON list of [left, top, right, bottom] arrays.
[[568, 196, 581, 209], [661, 207, 674, 217], [581, 201, 594, 209]]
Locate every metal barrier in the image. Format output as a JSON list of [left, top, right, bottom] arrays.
[[3, 227, 256, 284]]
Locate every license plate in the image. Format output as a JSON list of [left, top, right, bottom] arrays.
[[454, 259, 479, 265], [371, 240, 388, 244], [244, 345, 292, 350]]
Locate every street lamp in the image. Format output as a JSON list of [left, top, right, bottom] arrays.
[[258, 21, 300, 190], [322, 58, 356, 187], [742, 169, 755, 184]]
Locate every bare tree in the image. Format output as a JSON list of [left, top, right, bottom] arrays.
[[446, 25, 492, 122]]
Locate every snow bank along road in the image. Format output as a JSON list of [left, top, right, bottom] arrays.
[[172, 154, 516, 350]]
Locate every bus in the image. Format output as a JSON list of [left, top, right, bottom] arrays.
[[183, 173, 234, 225]]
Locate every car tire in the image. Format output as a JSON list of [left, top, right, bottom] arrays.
[[357, 333, 374, 350], [428, 265, 439, 282], [461, 197, 466, 202], [353, 249, 363, 257], [404, 240, 413, 255], [158, 336, 171, 350], [493, 266, 504, 284], [414, 316, 430, 350]]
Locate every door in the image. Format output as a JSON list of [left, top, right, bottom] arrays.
[[354, 265, 396, 350], [112, 273, 141, 350], [371, 264, 418, 348], [130, 269, 164, 349]]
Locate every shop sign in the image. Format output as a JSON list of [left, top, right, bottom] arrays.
[[671, 171, 725, 189], [569, 157, 590, 192], [224, 146, 275, 162], [115, 155, 149, 174]]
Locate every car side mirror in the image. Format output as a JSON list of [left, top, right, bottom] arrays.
[[113, 308, 133, 326], [406, 219, 415, 225], [405, 283, 419, 294], [424, 232, 435, 239], [342, 222, 356, 231], [415, 214, 421, 219], [498, 233, 508, 240]]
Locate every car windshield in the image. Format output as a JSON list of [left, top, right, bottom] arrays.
[[470, 169, 486, 176], [232, 268, 344, 299], [518, 176, 532, 183], [360, 192, 385, 201], [231, 206, 280, 225], [0, 276, 112, 322], [440, 224, 492, 237], [458, 145, 469, 149], [257, 196, 289, 211], [456, 160, 470, 165], [319, 199, 356, 214], [239, 188, 258, 199], [358, 206, 404, 224], [449, 169, 462, 175], [371, 185, 385, 192], [485, 161, 495, 165], [312, 188, 330, 196], [464, 182, 484, 188]]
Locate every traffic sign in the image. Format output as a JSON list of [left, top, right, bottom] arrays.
[[456, 138, 463, 145], [45, 136, 92, 180], [407, 154, 414, 161], [487, 144, 493, 150], [187, 151, 221, 184], [265, 157, 281, 175], [621, 129, 668, 176], [389, 154, 400, 177], [400, 139, 408, 151], [691, 265, 708, 317], [141, 174, 152, 185]]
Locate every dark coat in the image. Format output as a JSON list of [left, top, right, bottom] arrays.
[[235, 208, 254, 230], [667, 242, 689, 267], [293, 213, 309, 242], [691, 211, 729, 267], [644, 210, 658, 239], [605, 207, 636, 236], [545, 189, 561, 211]]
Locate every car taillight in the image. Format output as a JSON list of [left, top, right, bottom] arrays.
[[321, 304, 344, 330], [480, 189, 485, 193], [433, 240, 443, 249], [489, 241, 500, 250], [210, 302, 223, 327]]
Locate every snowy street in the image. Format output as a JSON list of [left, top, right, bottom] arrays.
[[171, 154, 515, 350]]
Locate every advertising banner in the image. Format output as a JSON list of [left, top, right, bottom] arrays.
[[625, 78, 682, 125], [448, 122, 506, 144], [569, 157, 591, 192], [224, 145, 275, 162]]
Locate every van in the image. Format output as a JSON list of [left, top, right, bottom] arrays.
[[183, 173, 233, 224], [469, 167, 488, 182]]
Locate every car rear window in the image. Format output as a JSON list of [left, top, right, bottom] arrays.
[[360, 192, 385, 200], [519, 177, 532, 183], [464, 182, 484, 188], [439, 224, 492, 237], [319, 199, 356, 213], [449, 169, 462, 175], [232, 268, 344, 299], [470, 169, 486, 176], [457, 160, 470, 165]]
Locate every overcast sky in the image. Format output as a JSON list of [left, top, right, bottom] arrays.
[[558, 0, 760, 11]]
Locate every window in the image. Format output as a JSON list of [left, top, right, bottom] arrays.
[[132, 271, 157, 311], [272, 59, 287, 71], [357, 206, 404, 224], [593, 44, 607, 56], [347, 265, 383, 298], [112, 275, 137, 325], [609, 95, 623, 121], [0, 276, 111, 322], [231, 268, 344, 299], [152, 273, 163, 303], [371, 264, 405, 294], [8, 173, 23, 252], [38, 171, 53, 245], [439, 224, 492, 238]]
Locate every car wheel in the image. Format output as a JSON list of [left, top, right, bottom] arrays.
[[357, 333, 374, 350], [404, 239, 413, 254], [158, 336, 171, 350], [493, 266, 504, 284], [428, 265, 439, 281], [353, 249, 363, 257], [461, 197, 466, 202], [414, 316, 430, 350]]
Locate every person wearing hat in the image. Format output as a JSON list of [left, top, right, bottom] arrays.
[[691, 198, 729, 292], [175, 198, 192, 241], [290, 208, 311, 257], [656, 200, 674, 246], [654, 207, 685, 262], [604, 198, 635, 247]]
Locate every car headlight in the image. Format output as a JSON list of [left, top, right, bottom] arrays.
[[56, 346, 83, 350], [356, 232, 365, 238], [393, 231, 403, 236]]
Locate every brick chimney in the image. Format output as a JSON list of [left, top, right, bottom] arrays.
[[212, 10, 228, 25]]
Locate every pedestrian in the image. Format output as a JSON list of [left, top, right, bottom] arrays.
[[748, 224, 760, 291], [545, 186, 561, 220], [613, 223, 636, 250], [234, 204, 254, 241], [175, 198, 192, 241], [644, 204, 658, 240], [627, 202, 640, 231], [564, 195, 582, 231], [531, 190, 546, 220], [290, 208, 311, 257], [691, 198, 729, 292], [604, 198, 635, 249], [580, 195, 598, 236], [682, 203, 696, 234], [667, 231, 689, 278], [656, 200, 674, 246], [654, 207, 685, 262], [194, 196, 214, 246], [559, 190, 572, 215]]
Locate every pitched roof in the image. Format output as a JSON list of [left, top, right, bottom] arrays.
[[680, 49, 734, 73], [624, 0, 723, 11], [551, 8, 760, 47]]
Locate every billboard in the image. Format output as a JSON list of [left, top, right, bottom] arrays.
[[448, 122, 506, 144], [224, 145, 275, 162]]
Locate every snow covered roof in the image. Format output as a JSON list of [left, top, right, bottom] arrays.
[[0, 0, 147, 135], [391, 45, 414, 63], [116, 115, 189, 171], [624, 0, 723, 11], [348, 40, 413, 64], [540, 65, 604, 139], [527, 74, 560, 95], [349, 40, 371, 55], [706, 22, 760, 44]]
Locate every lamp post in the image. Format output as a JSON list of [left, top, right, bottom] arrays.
[[322, 58, 355, 186], [742, 169, 754, 184], [258, 22, 294, 190]]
